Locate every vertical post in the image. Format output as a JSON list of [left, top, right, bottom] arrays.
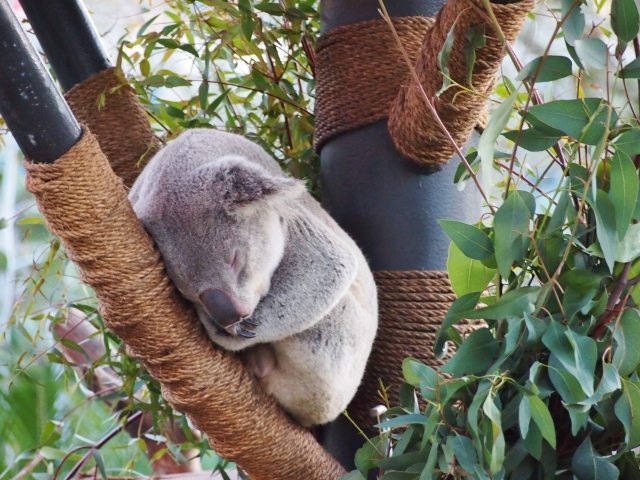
[[19, 0, 111, 92], [317, 0, 482, 468], [0, 0, 81, 163]]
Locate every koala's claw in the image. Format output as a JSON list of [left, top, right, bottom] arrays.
[[213, 323, 231, 337], [238, 327, 257, 338], [243, 317, 260, 326]]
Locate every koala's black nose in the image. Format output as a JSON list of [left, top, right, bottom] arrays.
[[199, 288, 248, 328]]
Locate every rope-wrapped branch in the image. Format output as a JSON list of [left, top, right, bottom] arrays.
[[65, 67, 160, 187], [23, 129, 346, 480], [314, 17, 434, 152], [348, 271, 480, 428], [388, 0, 535, 168]]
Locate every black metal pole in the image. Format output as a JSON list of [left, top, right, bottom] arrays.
[[317, 0, 482, 469], [19, 0, 111, 92], [0, 0, 81, 163]]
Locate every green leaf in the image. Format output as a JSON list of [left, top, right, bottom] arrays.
[[543, 322, 578, 373], [447, 243, 496, 297], [463, 287, 539, 321], [439, 220, 494, 260], [376, 414, 427, 430], [402, 358, 435, 387], [523, 312, 547, 345], [565, 328, 597, 397], [464, 25, 486, 86], [137, 14, 161, 37], [559, 269, 603, 295], [527, 394, 556, 448], [494, 191, 531, 277], [516, 55, 573, 83], [571, 437, 620, 479], [618, 452, 640, 480], [548, 363, 586, 404], [561, 0, 585, 46], [613, 128, 640, 156], [354, 437, 382, 475], [615, 381, 640, 448], [610, 150, 639, 240], [434, 292, 482, 357], [164, 75, 192, 88], [60, 338, 90, 361], [241, 16, 255, 40], [574, 38, 608, 70], [451, 435, 478, 474], [518, 395, 531, 439], [437, 23, 456, 94], [478, 92, 517, 195], [440, 328, 499, 375], [92, 448, 108, 480], [612, 0, 640, 43], [613, 309, 640, 376], [483, 394, 505, 475], [527, 98, 617, 145], [590, 189, 618, 272], [620, 57, 640, 78], [502, 125, 562, 152], [238, 0, 252, 14], [582, 363, 621, 405], [39, 446, 67, 460]]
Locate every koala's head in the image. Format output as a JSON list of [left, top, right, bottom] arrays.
[[131, 154, 305, 338]]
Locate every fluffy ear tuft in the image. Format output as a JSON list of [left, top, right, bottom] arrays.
[[199, 155, 305, 211]]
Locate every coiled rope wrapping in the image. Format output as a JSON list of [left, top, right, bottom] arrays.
[[65, 67, 160, 187], [314, 17, 435, 152], [388, 0, 535, 168], [348, 271, 479, 428], [23, 129, 346, 480]]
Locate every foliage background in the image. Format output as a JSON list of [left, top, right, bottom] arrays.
[[0, 0, 628, 478]]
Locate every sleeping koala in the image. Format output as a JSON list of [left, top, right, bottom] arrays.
[[128, 128, 378, 427]]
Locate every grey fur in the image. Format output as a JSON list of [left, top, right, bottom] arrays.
[[129, 128, 378, 427]]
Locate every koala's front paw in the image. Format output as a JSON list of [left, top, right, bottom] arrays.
[[242, 343, 276, 379]]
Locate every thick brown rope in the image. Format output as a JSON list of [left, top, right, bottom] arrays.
[[348, 271, 479, 429], [388, 0, 535, 168], [314, 17, 435, 152], [65, 67, 160, 188], [23, 129, 346, 480]]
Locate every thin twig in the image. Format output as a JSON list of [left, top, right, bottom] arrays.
[[58, 411, 143, 480]]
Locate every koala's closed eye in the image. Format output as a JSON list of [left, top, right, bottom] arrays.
[[129, 128, 378, 427]]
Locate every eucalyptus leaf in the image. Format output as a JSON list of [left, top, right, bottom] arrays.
[[440, 328, 499, 375], [611, 0, 640, 43], [574, 38, 608, 70], [527, 394, 556, 448], [494, 191, 531, 278], [516, 55, 573, 83], [447, 243, 496, 297], [483, 394, 506, 475], [478, 92, 517, 196], [527, 98, 617, 145], [561, 0, 585, 46], [613, 309, 640, 376], [434, 291, 482, 357], [610, 150, 639, 239], [613, 128, 640, 156], [450, 435, 478, 474], [620, 56, 640, 78], [502, 125, 562, 152], [571, 437, 620, 479], [615, 381, 640, 448], [439, 220, 494, 260]]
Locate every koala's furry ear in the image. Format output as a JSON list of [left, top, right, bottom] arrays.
[[201, 155, 305, 212]]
